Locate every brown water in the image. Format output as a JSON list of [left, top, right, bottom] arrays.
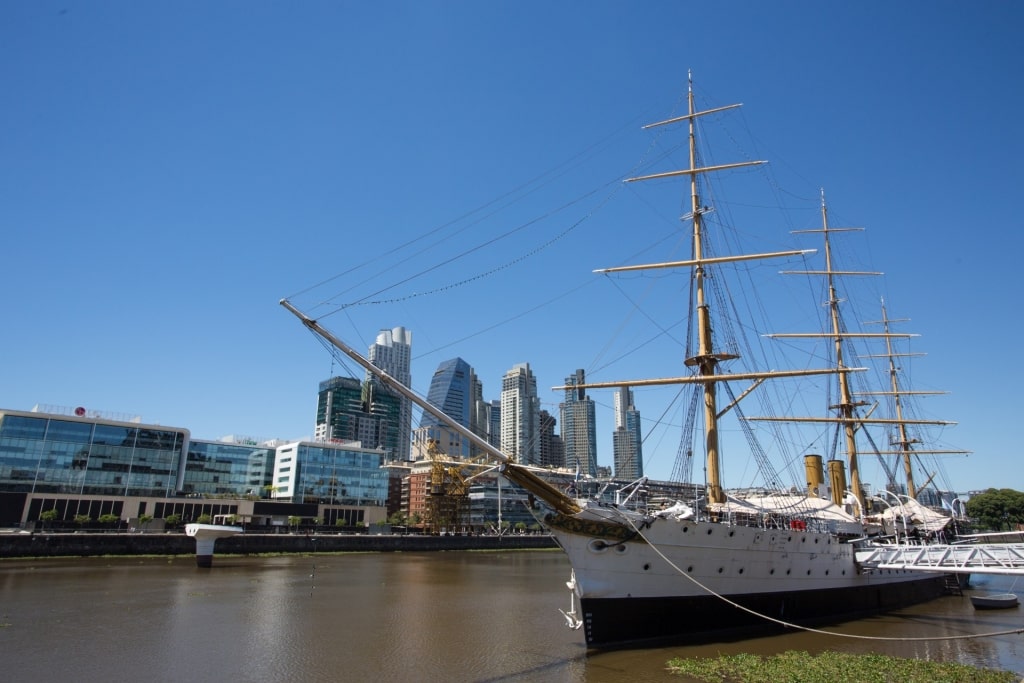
[[1, 551, 1021, 682]]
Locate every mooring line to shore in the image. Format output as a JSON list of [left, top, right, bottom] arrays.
[[617, 512, 1024, 643]]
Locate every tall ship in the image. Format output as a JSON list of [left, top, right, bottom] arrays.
[[282, 75, 1023, 648]]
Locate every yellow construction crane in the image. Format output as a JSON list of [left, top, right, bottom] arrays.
[[425, 439, 471, 535]]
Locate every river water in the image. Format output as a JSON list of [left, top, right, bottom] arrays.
[[1, 550, 1021, 682]]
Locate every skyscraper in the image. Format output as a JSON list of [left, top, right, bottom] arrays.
[[315, 376, 403, 458], [560, 369, 598, 477], [367, 326, 412, 461], [500, 363, 540, 465], [612, 386, 644, 480], [539, 409, 564, 468], [419, 357, 473, 459]]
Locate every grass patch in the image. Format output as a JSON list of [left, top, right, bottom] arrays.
[[667, 650, 1018, 683]]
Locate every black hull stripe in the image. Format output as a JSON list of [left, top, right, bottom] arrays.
[[580, 574, 950, 649]]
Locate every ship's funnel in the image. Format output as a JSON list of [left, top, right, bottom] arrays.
[[804, 454, 825, 497], [827, 459, 848, 508]]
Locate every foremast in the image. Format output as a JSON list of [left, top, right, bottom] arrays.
[[556, 74, 831, 507]]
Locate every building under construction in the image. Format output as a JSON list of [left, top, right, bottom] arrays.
[[424, 439, 471, 534]]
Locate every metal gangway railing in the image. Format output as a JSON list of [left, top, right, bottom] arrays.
[[855, 542, 1024, 576]]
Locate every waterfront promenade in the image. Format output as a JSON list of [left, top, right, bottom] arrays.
[[0, 530, 557, 559]]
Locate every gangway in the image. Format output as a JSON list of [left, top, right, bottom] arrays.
[[855, 542, 1024, 576]]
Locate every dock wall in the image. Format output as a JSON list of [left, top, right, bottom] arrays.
[[0, 532, 558, 559]]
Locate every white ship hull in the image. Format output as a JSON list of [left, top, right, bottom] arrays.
[[548, 509, 949, 647]]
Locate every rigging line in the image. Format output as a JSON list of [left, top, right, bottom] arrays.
[[592, 275, 685, 366], [318, 160, 621, 312], [616, 512, 1024, 643], [411, 278, 598, 362], [318, 178, 623, 319], [285, 113, 643, 304]]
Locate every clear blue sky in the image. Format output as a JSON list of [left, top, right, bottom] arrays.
[[2, 2, 1021, 494]]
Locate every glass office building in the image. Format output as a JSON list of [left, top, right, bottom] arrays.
[[0, 409, 188, 497], [185, 438, 275, 497], [272, 441, 388, 507]]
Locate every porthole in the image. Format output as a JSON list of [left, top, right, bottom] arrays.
[[738, 568, 744, 574], [614, 544, 627, 554], [643, 563, 651, 571], [806, 570, 811, 576], [801, 537, 806, 543], [729, 530, 735, 537], [717, 567, 724, 573], [787, 536, 793, 542], [707, 528, 713, 535], [769, 569, 775, 575], [588, 539, 608, 553], [687, 566, 693, 573], [814, 538, 819, 544], [786, 569, 791, 575], [825, 570, 829, 575], [682, 526, 689, 533]]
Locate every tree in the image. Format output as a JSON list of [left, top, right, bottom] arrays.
[[74, 514, 92, 527], [164, 513, 182, 529], [39, 508, 59, 530], [287, 515, 302, 531], [965, 488, 1024, 531], [387, 511, 408, 526], [98, 513, 120, 526], [196, 514, 213, 524], [138, 514, 153, 532]]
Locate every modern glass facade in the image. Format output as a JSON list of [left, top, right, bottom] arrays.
[[420, 357, 473, 458], [272, 441, 388, 507], [184, 439, 275, 497], [0, 410, 188, 497]]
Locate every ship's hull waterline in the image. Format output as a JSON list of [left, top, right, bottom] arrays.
[[548, 514, 953, 648]]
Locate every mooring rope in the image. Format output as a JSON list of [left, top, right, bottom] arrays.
[[614, 511, 1024, 642]]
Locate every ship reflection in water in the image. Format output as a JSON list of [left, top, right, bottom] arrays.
[[1, 552, 1021, 682]]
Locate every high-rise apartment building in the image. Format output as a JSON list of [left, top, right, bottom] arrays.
[[612, 386, 644, 480], [500, 363, 540, 465], [366, 326, 412, 462], [560, 369, 598, 477]]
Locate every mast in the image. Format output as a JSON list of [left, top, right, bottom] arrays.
[[556, 75, 853, 506], [769, 192, 947, 511], [821, 197, 866, 510], [876, 302, 918, 496], [627, 74, 764, 505], [858, 301, 965, 498]]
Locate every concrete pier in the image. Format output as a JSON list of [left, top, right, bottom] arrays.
[[185, 523, 243, 567]]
